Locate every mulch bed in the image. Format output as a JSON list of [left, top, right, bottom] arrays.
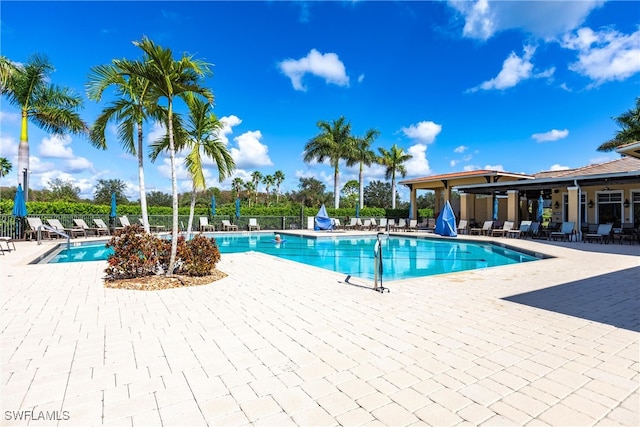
[[104, 269, 228, 291]]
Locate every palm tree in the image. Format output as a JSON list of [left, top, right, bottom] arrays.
[[304, 116, 353, 209], [1, 54, 87, 188], [150, 94, 235, 238], [273, 170, 285, 203], [250, 170, 263, 205], [243, 181, 256, 207], [262, 174, 275, 205], [118, 36, 213, 275], [346, 128, 380, 209], [0, 157, 12, 201], [0, 56, 18, 90], [598, 97, 640, 152], [378, 144, 413, 209], [86, 65, 160, 233], [232, 177, 244, 198]]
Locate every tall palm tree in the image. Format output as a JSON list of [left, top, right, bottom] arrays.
[[86, 65, 160, 233], [232, 177, 244, 198], [378, 144, 413, 209], [243, 181, 256, 207], [598, 97, 640, 152], [273, 170, 285, 203], [346, 128, 380, 209], [0, 157, 12, 201], [0, 56, 18, 90], [118, 37, 213, 275], [304, 116, 353, 209], [150, 94, 235, 238], [262, 174, 275, 205], [250, 170, 263, 205], [1, 54, 87, 188]]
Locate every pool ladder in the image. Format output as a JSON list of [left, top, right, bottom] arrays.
[[37, 224, 71, 250]]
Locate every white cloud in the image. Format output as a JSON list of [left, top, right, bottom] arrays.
[[484, 164, 505, 171], [0, 135, 18, 158], [219, 115, 242, 145], [229, 131, 273, 169], [146, 122, 166, 145], [562, 27, 640, 85], [454, 145, 468, 153], [450, 160, 458, 167], [469, 45, 554, 91], [0, 111, 20, 124], [39, 135, 74, 158], [279, 49, 349, 91], [404, 143, 432, 177], [65, 156, 94, 173], [157, 156, 190, 181], [401, 121, 442, 144], [532, 129, 569, 143], [357, 74, 365, 83], [549, 163, 570, 171], [449, 0, 603, 41]]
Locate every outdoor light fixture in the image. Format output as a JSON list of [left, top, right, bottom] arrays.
[[588, 200, 594, 208], [624, 199, 630, 208], [554, 201, 560, 209]]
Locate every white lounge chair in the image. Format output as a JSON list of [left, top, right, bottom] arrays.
[[406, 219, 418, 232], [549, 221, 575, 241], [221, 220, 238, 231], [377, 218, 388, 231], [470, 220, 493, 236], [457, 219, 468, 234], [248, 218, 261, 231], [490, 220, 514, 237], [507, 220, 531, 238], [199, 217, 215, 232], [74, 218, 109, 236], [47, 218, 85, 238], [93, 219, 111, 235], [584, 223, 613, 244]]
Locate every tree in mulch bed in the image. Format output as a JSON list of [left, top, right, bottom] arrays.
[[104, 225, 223, 284]]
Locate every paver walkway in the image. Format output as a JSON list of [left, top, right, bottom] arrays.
[[1, 234, 638, 426]]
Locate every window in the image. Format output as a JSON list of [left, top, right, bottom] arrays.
[[597, 191, 623, 227]]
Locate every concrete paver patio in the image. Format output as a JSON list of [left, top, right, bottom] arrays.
[[1, 232, 638, 426]]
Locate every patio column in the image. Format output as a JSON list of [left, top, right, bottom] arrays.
[[520, 194, 528, 221], [459, 192, 473, 222], [507, 190, 519, 224], [567, 186, 579, 239], [410, 187, 417, 220]]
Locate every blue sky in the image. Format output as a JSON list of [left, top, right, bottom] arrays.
[[1, 1, 639, 202]]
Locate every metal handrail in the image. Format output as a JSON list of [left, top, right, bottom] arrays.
[[38, 224, 70, 250]]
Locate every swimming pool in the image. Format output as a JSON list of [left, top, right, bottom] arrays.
[[41, 233, 542, 281]]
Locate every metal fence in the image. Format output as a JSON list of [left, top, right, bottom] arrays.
[[0, 214, 307, 239]]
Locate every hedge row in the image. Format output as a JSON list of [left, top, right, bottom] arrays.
[[0, 200, 434, 219]]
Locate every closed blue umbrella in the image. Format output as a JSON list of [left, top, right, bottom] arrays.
[[355, 204, 360, 218], [537, 194, 544, 222], [408, 200, 413, 220], [235, 198, 241, 219], [211, 195, 216, 217], [110, 192, 117, 218], [12, 184, 28, 217], [493, 196, 499, 221]]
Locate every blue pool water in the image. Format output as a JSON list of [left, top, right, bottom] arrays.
[[44, 233, 540, 281]]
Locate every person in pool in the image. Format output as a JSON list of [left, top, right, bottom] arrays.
[[274, 234, 282, 243]]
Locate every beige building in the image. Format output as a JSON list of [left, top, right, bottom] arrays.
[[400, 156, 640, 236]]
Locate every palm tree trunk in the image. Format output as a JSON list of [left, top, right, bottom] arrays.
[[187, 183, 196, 240], [359, 162, 364, 209], [17, 110, 29, 189], [334, 163, 340, 209], [391, 171, 397, 209], [167, 100, 179, 276], [137, 119, 150, 233]]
